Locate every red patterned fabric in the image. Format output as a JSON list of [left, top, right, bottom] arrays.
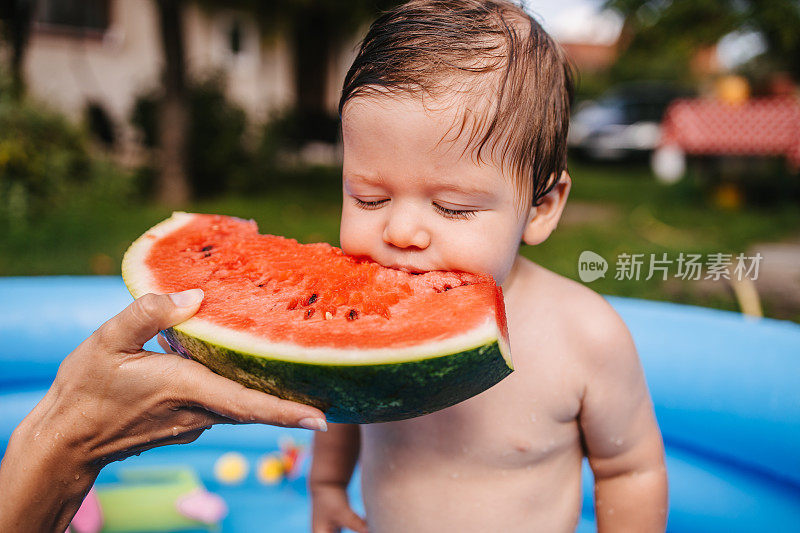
[[660, 97, 800, 170]]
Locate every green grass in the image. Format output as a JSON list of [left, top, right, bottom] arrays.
[[2, 161, 798, 321]]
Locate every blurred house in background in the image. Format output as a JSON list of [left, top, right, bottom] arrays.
[[19, 0, 356, 159], [540, 3, 622, 74]]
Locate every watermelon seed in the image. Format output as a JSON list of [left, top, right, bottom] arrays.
[[304, 308, 315, 319], [201, 245, 213, 252], [305, 293, 318, 305], [347, 309, 359, 321], [203, 253, 212, 258]]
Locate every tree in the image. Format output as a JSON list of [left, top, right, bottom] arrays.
[[0, 0, 35, 99], [603, 0, 800, 83], [155, 0, 191, 206]]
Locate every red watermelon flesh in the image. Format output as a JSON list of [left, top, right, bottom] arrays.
[[144, 213, 507, 350]]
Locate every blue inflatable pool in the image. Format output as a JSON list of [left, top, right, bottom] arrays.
[[1, 277, 799, 532]]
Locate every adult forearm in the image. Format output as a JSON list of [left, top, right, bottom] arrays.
[[594, 465, 668, 532], [0, 393, 99, 532], [309, 423, 361, 489]]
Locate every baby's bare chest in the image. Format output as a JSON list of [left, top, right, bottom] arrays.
[[362, 340, 585, 470]]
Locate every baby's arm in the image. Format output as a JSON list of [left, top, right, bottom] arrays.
[[578, 303, 668, 532], [309, 423, 367, 533]]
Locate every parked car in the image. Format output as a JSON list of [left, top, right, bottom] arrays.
[[568, 82, 694, 161]]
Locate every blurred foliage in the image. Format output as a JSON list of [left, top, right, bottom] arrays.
[[263, 108, 341, 148], [130, 74, 345, 198], [131, 75, 251, 198], [0, 72, 132, 229], [604, 0, 800, 83], [572, 69, 616, 102]]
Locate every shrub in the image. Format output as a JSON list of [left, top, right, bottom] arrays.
[[0, 91, 92, 224], [131, 75, 252, 198]]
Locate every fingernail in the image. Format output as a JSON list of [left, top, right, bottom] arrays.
[[169, 288, 204, 308], [299, 417, 328, 432]]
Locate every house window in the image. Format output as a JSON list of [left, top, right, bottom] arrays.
[[35, 0, 110, 32]]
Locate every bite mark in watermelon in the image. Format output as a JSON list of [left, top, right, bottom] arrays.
[[122, 212, 513, 423]]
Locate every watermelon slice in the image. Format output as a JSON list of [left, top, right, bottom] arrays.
[[121, 212, 512, 423]]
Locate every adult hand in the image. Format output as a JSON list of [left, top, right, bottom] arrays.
[[0, 289, 327, 532]]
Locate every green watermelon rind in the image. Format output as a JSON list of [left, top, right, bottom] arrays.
[[162, 326, 512, 423], [123, 211, 514, 424]]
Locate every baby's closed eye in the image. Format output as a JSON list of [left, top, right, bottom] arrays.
[[353, 197, 389, 210], [432, 202, 477, 220], [352, 196, 478, 220]]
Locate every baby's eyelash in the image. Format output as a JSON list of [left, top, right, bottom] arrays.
[[353, 198, 389, 210], [433, 203, 477, 220], [353, 198, 476, 219]]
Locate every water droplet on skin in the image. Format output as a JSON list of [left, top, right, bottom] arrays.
[[74, 473, 80, 480], [529, 413, 537, 422], [614, 438, 623, 446], [172, 426, 180, 436], [607, 508, 615, 515]]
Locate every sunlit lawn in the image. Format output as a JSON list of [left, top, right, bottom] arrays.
[[2, 161, 799, 321]]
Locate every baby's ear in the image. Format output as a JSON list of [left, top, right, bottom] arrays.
[[522, 171, 572, 246]]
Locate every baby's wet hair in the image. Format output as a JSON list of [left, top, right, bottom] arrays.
[[339, 0, 575, 208]]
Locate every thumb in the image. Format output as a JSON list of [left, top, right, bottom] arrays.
[[96, 290, 204, 352]]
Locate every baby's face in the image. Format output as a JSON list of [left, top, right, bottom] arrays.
[[340, 95, 533, 284]]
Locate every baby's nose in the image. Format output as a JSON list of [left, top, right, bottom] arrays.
[[382, 205, 431, 250]]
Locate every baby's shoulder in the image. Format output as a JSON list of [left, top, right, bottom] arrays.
[[510, 257, 635, 362]]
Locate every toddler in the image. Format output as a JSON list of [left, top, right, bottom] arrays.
[[309, 1, 668, 532]]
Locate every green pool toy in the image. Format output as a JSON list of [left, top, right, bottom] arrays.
[[69, 467, 227, 533]]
